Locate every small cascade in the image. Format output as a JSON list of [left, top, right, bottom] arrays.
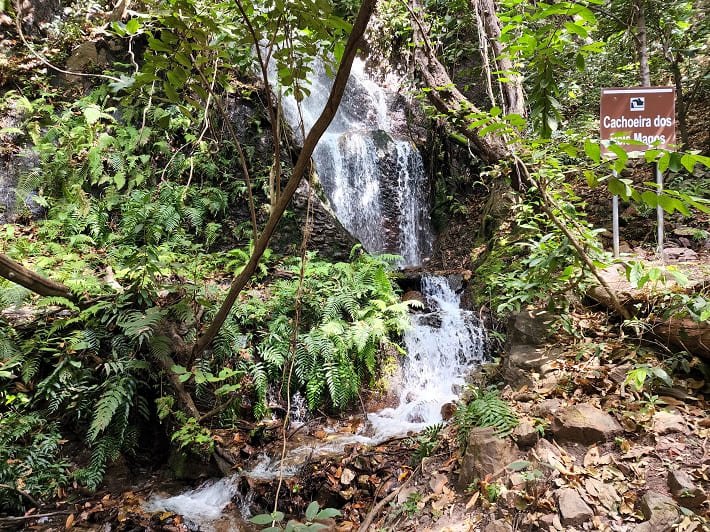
[[368, 275, 486, 440], [151, 54, 486, 524], [276, 58, 432, 267], [144, 476, 248, 530]]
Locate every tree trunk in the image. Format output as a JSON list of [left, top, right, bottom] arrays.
[[410, 3, 509, 165], [0, 253, 76, 301], [473, 0, 526, 116], [634, 0, 651, 86], [192, 0, 378, 357]]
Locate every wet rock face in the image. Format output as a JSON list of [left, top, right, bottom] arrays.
[[272, 181, 358, 262], [0, 103, 43, 223], [16, 0, 61, 34]]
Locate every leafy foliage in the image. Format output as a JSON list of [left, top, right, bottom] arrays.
[[455, 387, 519, 449]]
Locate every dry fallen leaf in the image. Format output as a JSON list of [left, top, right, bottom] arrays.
[[65, 513, 75, 530]]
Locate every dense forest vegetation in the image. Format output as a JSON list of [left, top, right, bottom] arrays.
[[0, 0, 708, 529]]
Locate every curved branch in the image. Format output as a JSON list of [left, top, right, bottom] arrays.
[[0, 254, 76, 301], [192, 0, 378, 357]]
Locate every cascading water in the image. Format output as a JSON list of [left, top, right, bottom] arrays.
[[143, 55, 486, 526], [368, 276, 486, 440], [276, 59, 432, 267]]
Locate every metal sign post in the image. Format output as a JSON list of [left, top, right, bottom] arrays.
[[599, 87, 676, 259], [656, 165, 665, 261], [612, 173, 620, 257]]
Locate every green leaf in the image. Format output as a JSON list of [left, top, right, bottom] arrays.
[[315, 508, 341, 519], [507, 460, 531, 471], [148, 37, 173, 53], [250, 514, 275, 525], [83, 105, 102, 125], [680, 154, 696, 173], [657, 152, 670, 173], [125, 18, 141, 35], [584, 139, 600, 163], [640, 191, 658, 208], [305, 501, 320, 521], [584, 170, 598, 187], [114, 173, 126, 190], [575, 52, 585, 71]]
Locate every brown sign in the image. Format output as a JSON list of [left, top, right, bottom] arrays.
[[600, 87, 676, 155]]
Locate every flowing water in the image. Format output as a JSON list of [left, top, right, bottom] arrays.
[[144, 57, 486, 528], [277, 58, 432, 267]]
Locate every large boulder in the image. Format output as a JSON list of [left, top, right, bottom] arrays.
[[507, 310, 554, 346], [552, 404, 623, 444], [458, 427, 518, 490]]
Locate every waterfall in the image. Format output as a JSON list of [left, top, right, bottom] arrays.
[[276, 59, 432, 267], [367, 276, 486, 440], [144, 56, 486, 526]]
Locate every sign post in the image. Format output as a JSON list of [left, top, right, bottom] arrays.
[[599, 87, 676, 258]]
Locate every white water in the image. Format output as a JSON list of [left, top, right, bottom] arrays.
[[276, 58, 432, 267], [368, 276, 486, 439], [145, 55, 486, 525], [144, 476, 244, 529]]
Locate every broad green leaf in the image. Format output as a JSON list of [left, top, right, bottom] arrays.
[[114, 172, 126, 190], [657, 152, 670, 173], [315, 508, 341, 519], [680, 154, 695, 173], [250, 514, 275, 525], [126, 18, 141, 35], [305, 501, 320, 521], [148, 37, 172, 53], [584, 139, 600, 163]]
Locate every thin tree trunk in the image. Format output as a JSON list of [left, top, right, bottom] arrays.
[[0, 254, 76, 301], [670, 55, 689, 148], [409, 0, 509, 165], [634, 0, 651, 86], [473, 0, 526, 116], [192, 0, 377, 357]]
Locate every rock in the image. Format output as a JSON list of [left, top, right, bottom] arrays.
[[66, 42, 99, 72], [652, 410, 688, 435], [531, 398, 564, 417], [556, 487, 593, 526], [340, 468, 356, 485], [639, 491, 679, 530], [539, 513, 560, 530], [402, 290, 424, 305], [440, 402, 456, 421], [512, 422, 539, 449], [507, 345, 556, 372], [458, 427, 518, 490], [662, 247, 697, 262], [552, 404, 623, 444], [508, 310, 554, 345], [667, 470, 706, 509], [484, 519, 512, 532], [530, 438, 562, 466]]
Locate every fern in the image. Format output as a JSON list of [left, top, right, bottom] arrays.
[[455, 388, 519, 450]]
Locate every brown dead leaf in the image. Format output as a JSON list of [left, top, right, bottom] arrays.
[[429, 473, 448, 495], [65, 513, 75, 530], [465, 491, 480, 509]]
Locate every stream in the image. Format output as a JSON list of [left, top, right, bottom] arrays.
[[144, 57, 486, 530]]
